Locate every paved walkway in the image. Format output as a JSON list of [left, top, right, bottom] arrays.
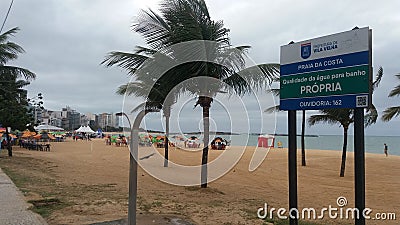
[[0, 168, 47, 225]]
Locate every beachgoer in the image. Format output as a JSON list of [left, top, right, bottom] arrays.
[[277, 141, 283, 148], [1, 139, 6, 149], [384, 143, 388, 157]]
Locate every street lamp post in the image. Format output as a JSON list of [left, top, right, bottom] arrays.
[[116, 110, 147, 225]]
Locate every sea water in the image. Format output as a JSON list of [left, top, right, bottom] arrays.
[[218, 134, 400, 156]]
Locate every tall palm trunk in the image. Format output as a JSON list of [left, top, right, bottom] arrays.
[[164, 112, 170, 167], [301, 110, 306, 166], [340, 126, 349, 177], [200, 96, 211, 188]]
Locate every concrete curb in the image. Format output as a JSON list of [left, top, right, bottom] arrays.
[[0, 168, 47, 225]]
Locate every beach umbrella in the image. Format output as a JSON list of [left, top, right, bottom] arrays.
[[34, 132, 56, 140], [47, 133, 56, 140], [21, 130, 36, 138]]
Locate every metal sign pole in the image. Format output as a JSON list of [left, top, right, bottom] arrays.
[[288, 110, 298, 225], [354, 108, 365, 225], [353, 28, 371, 225]]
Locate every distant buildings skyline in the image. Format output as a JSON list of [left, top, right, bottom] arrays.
[[32, 105, 120, 131]]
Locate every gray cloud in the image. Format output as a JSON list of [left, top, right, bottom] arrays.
[[1, 0, 399, 134]]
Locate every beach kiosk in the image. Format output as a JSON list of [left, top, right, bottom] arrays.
[[257, 135, 275, 148]]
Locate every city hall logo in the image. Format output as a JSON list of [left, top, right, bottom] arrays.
[[301, 42, 312, 59]]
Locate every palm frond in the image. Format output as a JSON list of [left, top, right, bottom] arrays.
[[117, 82, 153, 97], [224, 63, 280, 96], [133, 9, 171, 50], [0, 27, 26, 65], [266, 88, 280, 96], [257, 63, 280, 81], [364, 104, 378, 127], [264, 105, 280, 113], [388, 74, 400, 97], [134, 46, 158, 56], [0, 42, 25, 64], [371, 66, 383, 92], [101, 51, 151, 74], [131, 102, 162, 114], [308, 114, 339, 126], [382, 106, 400, 122], [0, 27, 19, 43], [308, 108, 354, 127], [0, 65, 36, 80], [234, 45, 251, 52]]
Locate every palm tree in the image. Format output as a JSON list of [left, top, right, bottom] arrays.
[[116, 79, 179, 167], [103, 0, 279, 188], [159, 0, 279, 188], [382, 73, 400, 121], [308, 67, 383, 177], [104, 44, 185, 168], [308, 109, 353, 177], [0, 27, 36, 156]]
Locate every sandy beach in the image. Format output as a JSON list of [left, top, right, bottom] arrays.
[[0, 138, 399, 225]]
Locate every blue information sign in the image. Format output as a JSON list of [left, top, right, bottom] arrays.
[[280, 28, 371, 110]]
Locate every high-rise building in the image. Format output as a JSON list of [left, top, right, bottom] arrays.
[[29, 104, 121, 131]]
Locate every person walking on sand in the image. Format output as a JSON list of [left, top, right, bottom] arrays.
[[384, 143, 388, 157]]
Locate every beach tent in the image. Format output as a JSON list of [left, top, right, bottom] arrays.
[[75, 126, 85, 132], [258, 135, 275, 148], [82, 126, 95, 133], [75, 126, 95, 133], [35, 124, 64, 132]]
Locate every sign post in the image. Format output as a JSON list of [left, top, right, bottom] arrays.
[[354, 108, 365, 225], [288, 110, 297, 225], [280, 27, 371, 225]]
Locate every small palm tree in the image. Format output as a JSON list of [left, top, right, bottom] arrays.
[[308, 67, 383, 177], [117, 79, 179, 167], [382, 73, 400, 121], [308, 109, 353, 177]]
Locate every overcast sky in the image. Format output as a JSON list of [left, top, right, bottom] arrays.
[[1, 0, 399, 135]]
